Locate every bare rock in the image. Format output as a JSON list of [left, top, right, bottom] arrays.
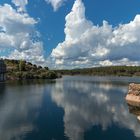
[[126, 83, 140, 104]]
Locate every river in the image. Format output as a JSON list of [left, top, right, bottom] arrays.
[[0, 76, 140, 140]]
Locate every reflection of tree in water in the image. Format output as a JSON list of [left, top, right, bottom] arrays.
[[7, 79, 56, 86], [0, 83, 5, 91], [0, 83, 5, 100], [51, 77, 140, 140]]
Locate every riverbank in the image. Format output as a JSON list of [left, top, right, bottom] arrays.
[[3, 59, 140, 80], [126, 83, 140, 106], [55, 66, 140, 77], [4, 59, 60, 80]]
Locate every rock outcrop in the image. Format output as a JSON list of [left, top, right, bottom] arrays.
[[126, 83, 140, 106]]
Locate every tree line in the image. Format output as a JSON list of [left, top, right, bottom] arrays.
[[55, 66, 140, 76]]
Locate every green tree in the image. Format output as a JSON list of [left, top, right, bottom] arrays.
[[47, 71, 57, 79], [19, 60, 26, 71]]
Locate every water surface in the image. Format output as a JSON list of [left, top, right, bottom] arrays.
[[0, 76, 140, 140]]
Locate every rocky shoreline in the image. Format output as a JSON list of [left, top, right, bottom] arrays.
[[126, 83, 140, 106]]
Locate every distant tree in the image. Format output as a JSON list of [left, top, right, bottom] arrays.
[[27, 62, 32, 66], [19, 60, 26, 71], [33, 64, 37, 70], [38, 66, 42, 69], [47, 71, 57, 79], [44, 67, 49, 70]]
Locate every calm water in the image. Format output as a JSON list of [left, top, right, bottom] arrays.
[[1, 76, 140, 140]]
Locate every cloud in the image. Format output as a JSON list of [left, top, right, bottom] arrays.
[[0, 4, 45, 65], [50, 0, 140, 69], [12, 0, 28, 12], [45, 0, 66, 11]]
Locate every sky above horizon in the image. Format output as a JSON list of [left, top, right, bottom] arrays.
[[0, 0, 140, 69]]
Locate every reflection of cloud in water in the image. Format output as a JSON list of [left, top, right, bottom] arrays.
[[51, 77, 140, 140], [0, 83, 44, 140]]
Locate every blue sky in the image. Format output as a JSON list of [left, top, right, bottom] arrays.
[[0, 0, 140, 68]]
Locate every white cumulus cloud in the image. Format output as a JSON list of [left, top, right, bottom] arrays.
[[50, 0, 140, 69], [12, 0, 28, 12], [46, 0, 66, 11], [0, 4, 45, 65]]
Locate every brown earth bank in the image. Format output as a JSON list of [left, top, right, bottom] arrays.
[[126, 83, 140, 105]]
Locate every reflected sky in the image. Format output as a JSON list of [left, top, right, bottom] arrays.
[[51, 76, 140, 140], [1, 77, 140, 140], [0, 81, 45, 140]]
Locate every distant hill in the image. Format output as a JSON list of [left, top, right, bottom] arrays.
[[4, 59, 59, 80], [55, 66, 140, 77], [5, 59, 140, 79]]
